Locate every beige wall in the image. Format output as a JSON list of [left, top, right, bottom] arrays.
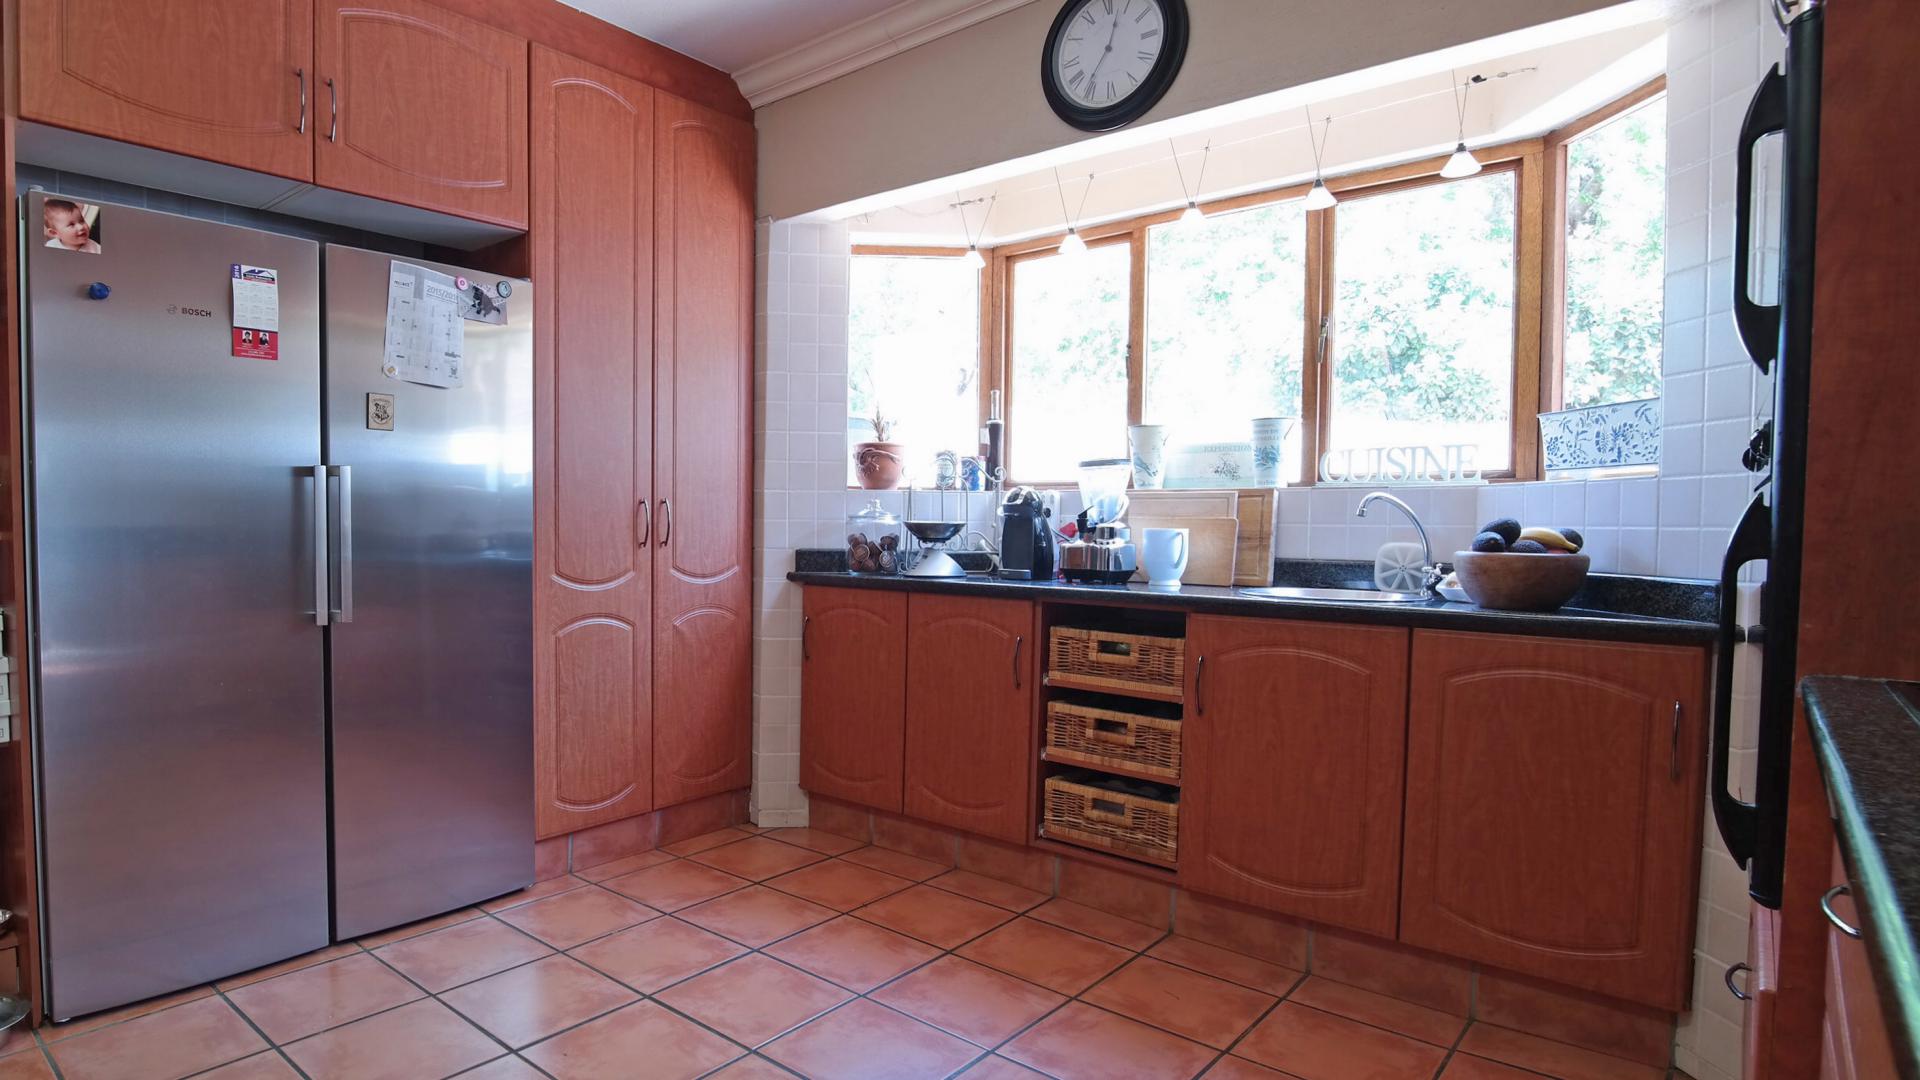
[[754, 0, 1637, 219]]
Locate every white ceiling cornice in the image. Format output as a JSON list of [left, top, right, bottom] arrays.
[[736, 0, 1040, 110]]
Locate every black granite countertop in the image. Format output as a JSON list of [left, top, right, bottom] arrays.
[[787, 552, 1717, 646], [1804, 676, 1920, 1079]]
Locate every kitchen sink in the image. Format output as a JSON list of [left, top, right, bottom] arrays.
[[1236, 586, 1428, 604]]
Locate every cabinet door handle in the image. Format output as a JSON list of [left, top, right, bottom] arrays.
[[1724, 962, 1752, 1001], [1195, 655, 1206, 715], [802, 615, 811, 662], [326, 77, 338, 141], [295, 68, 307, 134], [1012, 636, 1022, 690], [658, 499, 672, 547], [1671, 701, 1682, 782], [635, 499, 651, 547], [1821, 884, 1863, 939]]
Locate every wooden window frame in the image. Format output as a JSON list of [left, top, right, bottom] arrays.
[[847, 81, 1664, 487]]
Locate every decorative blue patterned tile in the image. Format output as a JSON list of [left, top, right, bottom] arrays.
[[1539, 398, 1661, 471]]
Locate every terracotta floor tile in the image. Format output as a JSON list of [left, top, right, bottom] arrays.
[[195, 1051, 302, 1078], [765, 916, 941, 992], [216, 942, 365, 991], [766, 827, 868, 855], [765, 999, 978, 1080], [956, 917, 1131, 995], [283, 998, 499, 1080], [0, 1051, 54, 1080], [662, 827, 755, 856], [494, 885, 657, 949], [655, 954, 851, 1048], [573, 848, 675, 882], [709, 1056, 799, 1078], [478, 874, 589, 913], [1147, 936, 1304, 996], [1203, 1058, 1293, 1079], [373, 916, 554, 993], [522, 1000, 741, 1079], [1440, 1055, 1543, 1079], [871, 955, 1066, 1048], [766, 859, 915, 910], [678, 885, 838, 947], [927, 869, 1050, 912], [689, 836, 828, 880], [439, 954, 638, 1049], [49, 996, 267, 1080], [1457, 1025, 1666, 1080], [227, 952, 424, 1043], [45, 985, 216, 1041], [1081, 956, 1276, 1048], [353, 907, 484, 949], [450, 1056, 545, 1080], [857, 884, 1014, 949], [1026, 897, 1164, 951], [0, 1026, 36, 1056], [567, 916, 746, 993], [957, 1057, 1050, 1079], [602, 859, 751, 911], [1287, 976, 1467, 1048], [1235, 1002, 1448, 1080], [1002, 1002, 1217, 1080], [841, 845, 950, 882]]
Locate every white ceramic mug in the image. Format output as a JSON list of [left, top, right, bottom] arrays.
[[1140, 527, 1190, 588]]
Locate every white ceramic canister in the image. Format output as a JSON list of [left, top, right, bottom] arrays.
[[1128, 424, 1169, 489]]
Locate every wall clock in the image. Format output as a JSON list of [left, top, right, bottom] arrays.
[[1041, 0, 1189, 132]]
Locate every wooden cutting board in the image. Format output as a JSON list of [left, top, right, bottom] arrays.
[[1127, 488, 1275, 585], [1128, 515, 1239, 586]]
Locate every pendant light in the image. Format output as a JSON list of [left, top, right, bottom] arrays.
[[1053, 168, 1093, 258], [955, 192, 995, 269], [1169, 139, 1212, 227], [1302, 108, 1337, 210], [1440, 70, 1483, 179]]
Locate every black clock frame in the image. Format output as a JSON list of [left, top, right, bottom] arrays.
[[1040, 0, 1190, 132]]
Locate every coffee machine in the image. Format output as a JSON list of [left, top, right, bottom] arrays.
[[997, 487, 1055, 580]]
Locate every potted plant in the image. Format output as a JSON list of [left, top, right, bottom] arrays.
[[853, 406, 905, 489]]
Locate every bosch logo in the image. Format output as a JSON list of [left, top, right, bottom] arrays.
[[175, 306, 213, 318]]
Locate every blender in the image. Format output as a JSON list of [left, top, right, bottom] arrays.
[[1058, 458, 1137, 584]]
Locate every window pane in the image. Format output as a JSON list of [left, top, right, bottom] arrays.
[[847, 255, 980, 483], [1563, 97, 1666, 409], [1145, 202, 1307, 457], [1330, 171, 1517, 473], [1010, 242, 1131, 481]]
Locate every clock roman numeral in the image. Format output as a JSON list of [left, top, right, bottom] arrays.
[[1101, 0, 1112, 14], [1134, 3, 1150, 21], [1127, 72, 1139, 87], [1068, 70, 1086, 89], [1136, 49, 1154, 61], [1104, 80, 1115, 98], [1080, 10, 1095, 24], [1140, 27, 1160, 38]]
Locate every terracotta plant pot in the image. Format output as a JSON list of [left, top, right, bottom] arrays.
[[853, 441, 905, 490], [1453, 550, 1592, 612]]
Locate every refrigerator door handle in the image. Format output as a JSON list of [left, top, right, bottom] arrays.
[[1733, 66, 1787, 373], [311, 465, 330, 626], [329, 466, 354, 623], [1711, 492, 1771, 865]]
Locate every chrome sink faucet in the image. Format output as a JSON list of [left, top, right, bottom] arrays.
[[1356, 491, 1449, 598]]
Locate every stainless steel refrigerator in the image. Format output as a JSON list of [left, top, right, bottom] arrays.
[[22, 193, 533, 1020]]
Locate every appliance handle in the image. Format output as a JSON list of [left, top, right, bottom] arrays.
[[310, 466, 329, 626], [330, 466, 353, 623], [1733, 66, 1787, 373], [1711, 492, 1771, 865]]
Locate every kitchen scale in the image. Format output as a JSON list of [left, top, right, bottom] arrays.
[[905, 487, 967, 578]]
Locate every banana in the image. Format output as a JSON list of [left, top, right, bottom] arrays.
[[1518, 526, 1579, 552]]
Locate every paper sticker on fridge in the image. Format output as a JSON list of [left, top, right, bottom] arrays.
[[382, 260, 464, 388], [230, 264, 279, 360]]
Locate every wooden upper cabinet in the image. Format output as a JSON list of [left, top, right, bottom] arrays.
[[1400, 630, 1708, 1009], [650, 92, 755, 808], [530, 47, 654, 838], [19, 0, 315, 180], [903, 595, 1035, 844], [800, 588, 908, 812], [315, 0, 528, 226], [1179, 616, 1409, 938]]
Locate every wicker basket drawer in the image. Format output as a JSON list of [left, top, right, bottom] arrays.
[[1047, 627, 1185, 700], [1041, 772, 1179, 866], [1044, 700, 1181, 780]]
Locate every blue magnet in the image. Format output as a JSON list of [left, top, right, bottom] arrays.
[[86, 282, 111, 300]]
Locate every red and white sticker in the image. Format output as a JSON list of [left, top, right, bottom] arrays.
[[231, 263, 280, 361], [232, 327, 279, 360]]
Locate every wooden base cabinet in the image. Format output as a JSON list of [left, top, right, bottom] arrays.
[[903, 595, 1034, 844], [1179, 617, 1408, 938], [1400, 630, 1707, 1009], [799, 588, 907, 812], [1818, 845, 1897, 1080]]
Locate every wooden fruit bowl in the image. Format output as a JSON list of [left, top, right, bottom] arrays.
[[1452, 550, 1591, 612]]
